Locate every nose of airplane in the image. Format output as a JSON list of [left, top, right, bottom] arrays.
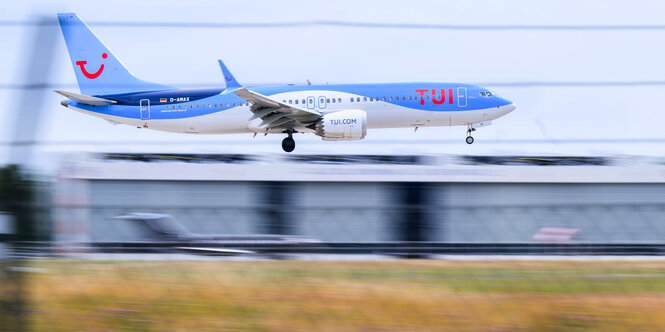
[[496, 98, 516, 117]]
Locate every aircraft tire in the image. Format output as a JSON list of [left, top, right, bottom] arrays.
[[282, 137, 296, 152], [466, 136, 474, 145]]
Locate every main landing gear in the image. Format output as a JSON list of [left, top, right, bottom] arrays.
[[466, 125, 475, 145], [282, 131, 296, 152]]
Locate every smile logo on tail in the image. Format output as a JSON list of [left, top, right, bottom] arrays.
[[225, 76, 232, 82], [76, 53, 107, 79]]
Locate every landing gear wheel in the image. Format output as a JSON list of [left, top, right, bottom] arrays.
[[466, 126, 476, 145], [282, 136, 295, 152]]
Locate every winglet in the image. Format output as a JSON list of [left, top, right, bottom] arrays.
[[218, 60, 241, 89]]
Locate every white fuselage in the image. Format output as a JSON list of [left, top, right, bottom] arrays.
[[68, 89, 515, 135]]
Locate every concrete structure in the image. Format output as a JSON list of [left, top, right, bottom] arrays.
[[53, 154, 665, 244], [0, 213, 13, 258]]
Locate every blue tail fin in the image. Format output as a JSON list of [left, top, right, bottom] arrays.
[[57, 13, 171, 96]]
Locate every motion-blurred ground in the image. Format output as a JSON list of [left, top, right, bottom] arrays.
[[10, 259, 665, 331]]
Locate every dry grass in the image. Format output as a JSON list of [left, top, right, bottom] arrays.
[[7, 259, 665, 331]]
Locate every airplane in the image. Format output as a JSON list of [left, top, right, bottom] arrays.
[[56, 13, 516, 153], [114, 213, 319, 256]]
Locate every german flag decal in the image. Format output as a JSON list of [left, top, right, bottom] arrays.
[[160, 98, 167, 103]]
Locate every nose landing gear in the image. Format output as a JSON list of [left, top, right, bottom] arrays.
[[466, 125, 476, 145], [281, 131, 296, 152]]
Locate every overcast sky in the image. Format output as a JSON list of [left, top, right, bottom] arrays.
[[2, 0, 665, 165]]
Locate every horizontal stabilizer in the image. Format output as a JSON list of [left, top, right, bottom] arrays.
[[55, 90, 116, 106]]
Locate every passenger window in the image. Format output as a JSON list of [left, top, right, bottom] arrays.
[[295, 100, 298, 104], [338, 98, 341, 103], [382, 96, 386, 101], [226, 102, 230, 107], [370, 97, 373, 101], [408, 96, 412, 100], [326, 98, 330, 103], [363, 97, 367, 102], [350, 98, 354, 102], [402, 96, 405, 100], [214, 103, 217, 107], [389, 97, 393, 101], [232, 102, 236, 106], [289, 100, 292, 104], [302, 99, 305, 104]]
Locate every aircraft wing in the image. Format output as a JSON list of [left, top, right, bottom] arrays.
[[175, 246, 255, 256], [234, 88, 321, 129]]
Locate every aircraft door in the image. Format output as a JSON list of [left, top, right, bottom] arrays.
[[140, 99, 150, 120], [457, 87, 467, 108], [307, 96, 315, 109]]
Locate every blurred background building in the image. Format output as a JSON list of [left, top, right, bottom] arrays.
[[49, 153, 665, 247]]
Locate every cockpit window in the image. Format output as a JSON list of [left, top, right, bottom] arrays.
[[480, 91, 493, 97]]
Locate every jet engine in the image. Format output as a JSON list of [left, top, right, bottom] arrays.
[[314, 110, 367, 141]]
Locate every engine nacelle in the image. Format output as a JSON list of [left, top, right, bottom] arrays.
[[315, 110, 367, 141]]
